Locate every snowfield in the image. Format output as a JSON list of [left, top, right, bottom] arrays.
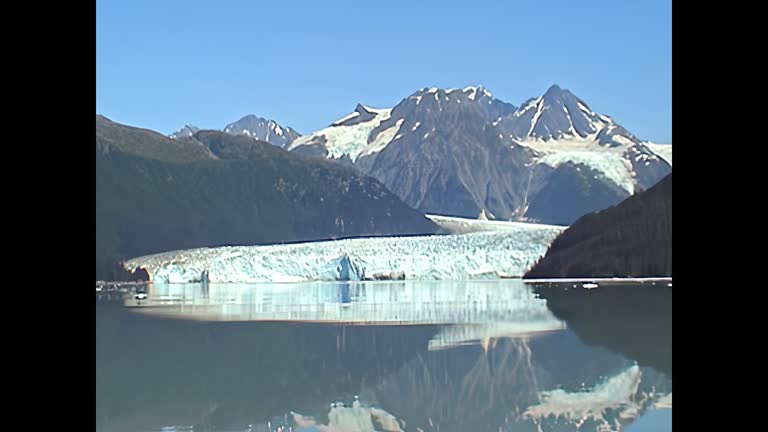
[[520, 138, 638, 194], [287, 107, 392, 162], [645, 143, 672, 165], [427, 214, 566, 233], [124, 221, 565, 284]]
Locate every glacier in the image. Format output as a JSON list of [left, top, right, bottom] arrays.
[[124, 221, 565, 284]]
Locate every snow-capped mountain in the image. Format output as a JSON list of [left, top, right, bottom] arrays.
[[498, 84, 639, 146], [289, 86, 515, 162], [288, 84, 671, 224], [222, 114, 301, 148], [288, 104, 393, 162], [170, 116, 300, 148], [169, 124, 200, 139]]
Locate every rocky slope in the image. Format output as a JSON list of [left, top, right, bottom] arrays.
[[525, 173, 672, 278]]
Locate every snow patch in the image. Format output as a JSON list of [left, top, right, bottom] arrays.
[[645, 143, 672, 165], [576, 100, 593, 115], [288, 107, 392, 162], [611, 134, 635, 147], [332, 110, 361, 125], [520, 137, 648, 194], [528, 100, 545, 136], [466, 87, 478, 101], [525, 140, 636, 193], [360, 118, 404, 158]]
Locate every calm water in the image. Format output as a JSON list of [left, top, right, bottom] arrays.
[[96, 280, 672, 432]]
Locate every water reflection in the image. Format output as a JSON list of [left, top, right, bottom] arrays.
[[126, 281, 566, 339], [96, 280, 671, 432]]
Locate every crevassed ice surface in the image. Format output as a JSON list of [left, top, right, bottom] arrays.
[[125, 226, 564, 284], [521, 138, 638, 194]]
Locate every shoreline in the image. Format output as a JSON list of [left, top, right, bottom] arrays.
[[96, 277, 672, 286]]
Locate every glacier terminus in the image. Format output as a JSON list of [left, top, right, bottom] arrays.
[[124, 216, 565, 284]]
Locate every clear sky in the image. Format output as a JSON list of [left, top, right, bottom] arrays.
[[96, 0, 672, 143]]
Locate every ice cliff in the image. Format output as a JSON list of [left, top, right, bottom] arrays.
[[124, 221, 565, 284]]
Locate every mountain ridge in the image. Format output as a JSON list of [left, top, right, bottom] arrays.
[[525, 173, 672, 278], [287, 84, 671, 223], [96, 116, 437, 280]]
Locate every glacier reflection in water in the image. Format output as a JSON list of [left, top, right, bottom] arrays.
[[97, 280, 671, 432], [128, 280, 565, 332]]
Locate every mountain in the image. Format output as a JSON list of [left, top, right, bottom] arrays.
[[525, 173, 672, 278], [524, 162, 629, 226], [97, 115, 214, 163], [222, 114, 301, 148], [96, 115, 437, 280], [169, 124, 200, 139], [497, 84, 639, 145], [288, 85, 671, 224]]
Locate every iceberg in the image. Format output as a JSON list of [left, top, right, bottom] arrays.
[[124, 224, 565, 284]]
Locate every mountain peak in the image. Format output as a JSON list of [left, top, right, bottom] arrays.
[[222, 115, 301, 148], [541, 84, 575, 104], [399, 85, 516, 119], [461, 85, 493, 101], [354, 103, 374, 115], [240, 114, 266, 122], [169, 124, 200, 139], [329, 104, 383, 127], [497, 84, 639, 145]]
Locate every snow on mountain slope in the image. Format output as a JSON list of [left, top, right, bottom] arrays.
[[169, 124, 200, 139], [288, 86, 515, 162], [520, 138, 639, 193], [287, 105, 393, 162], [645, 143, 672, 165], [170, 116, 300, 148], [500, 85, 670, 194], [501, 84, 642, 148], [288, 85, 669, 212], [223, 114, 301, 148], [124, 224, 565, 284]]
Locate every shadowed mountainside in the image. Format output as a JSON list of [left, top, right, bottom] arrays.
[[525, 173, 671, 278], [96, 116, 437, 280]]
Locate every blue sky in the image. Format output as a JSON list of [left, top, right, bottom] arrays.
[[96, 0, 672, 143]]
